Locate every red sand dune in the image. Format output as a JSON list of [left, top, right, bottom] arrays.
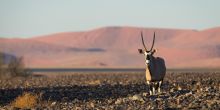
[[0, 26, 220, 68]]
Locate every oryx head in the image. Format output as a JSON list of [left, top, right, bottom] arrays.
[[138, 32, 156, 65]]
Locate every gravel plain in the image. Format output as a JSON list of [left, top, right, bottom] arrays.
[[0, 72, 219, 109]]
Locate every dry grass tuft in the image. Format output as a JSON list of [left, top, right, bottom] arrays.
[[12, 92, 38, 109], [87, 80, 101, 85]]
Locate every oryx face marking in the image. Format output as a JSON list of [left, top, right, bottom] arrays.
[[144, 51, 153, 65]]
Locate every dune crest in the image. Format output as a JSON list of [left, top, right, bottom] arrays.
[[1, 26, 220, 68]]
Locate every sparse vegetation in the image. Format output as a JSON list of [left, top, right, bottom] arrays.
[[0, 52, 30, 78], [86, 80, 101, 85], [12, 92, 38, 109], [7, 56, 30, 77], [0, 72, 219, 109], [0, 52, 6, 78]]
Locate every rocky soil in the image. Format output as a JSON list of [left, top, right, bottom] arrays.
[[0, 72, 219, 109]]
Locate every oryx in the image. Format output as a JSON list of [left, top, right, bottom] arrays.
[[138, 32, 166, 95]]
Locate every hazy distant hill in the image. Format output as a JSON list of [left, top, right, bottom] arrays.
[[0, 26, 220, 68]]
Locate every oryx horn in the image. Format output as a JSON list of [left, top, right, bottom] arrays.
[[149, 32, 155, 51], [141, 31, 148, 51]]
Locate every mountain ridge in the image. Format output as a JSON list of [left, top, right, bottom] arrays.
[[0, 26, 220, 68]]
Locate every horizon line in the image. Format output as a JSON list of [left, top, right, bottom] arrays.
[[1, 25, 220, 39]]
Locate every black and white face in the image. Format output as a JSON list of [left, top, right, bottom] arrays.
[[144, 51, 152, 65], [138, 49, 156, 65]]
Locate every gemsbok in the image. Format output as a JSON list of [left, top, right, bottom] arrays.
[[138, 32, 166, 95]]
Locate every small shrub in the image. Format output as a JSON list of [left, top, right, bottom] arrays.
[[8, 56, 30, 77], [0, 52, 3, 70], [12, 92, 38, 109], [0, 52, 7, 78], [0, 54, 31, 78]]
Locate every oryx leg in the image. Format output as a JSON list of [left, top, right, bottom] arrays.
[[158, 80, 163, 93], [152, 82, 156, 95], [154, 81, 159, 93], [147, 81, 153, 95]]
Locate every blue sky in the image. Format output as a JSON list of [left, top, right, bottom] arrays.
[[0, 0, 220, 38]]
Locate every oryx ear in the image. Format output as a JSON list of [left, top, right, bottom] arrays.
[[152, 49, 157, 55], [138, 49, 144, 54]]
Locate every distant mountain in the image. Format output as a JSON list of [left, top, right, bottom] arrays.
[[0, 26, 220, 68]]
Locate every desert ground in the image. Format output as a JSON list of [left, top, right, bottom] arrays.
[[0, 71, 219, 109]]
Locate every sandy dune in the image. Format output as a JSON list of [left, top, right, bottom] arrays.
[[0, 26, 220, 68]]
